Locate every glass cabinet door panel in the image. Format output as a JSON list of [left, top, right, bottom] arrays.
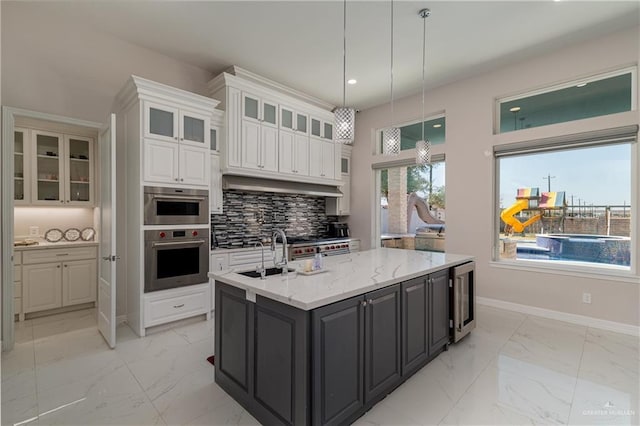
[[263, 102, 277, 126], [296, 113, 308, 133], [14, 130, 25, 201], [281, 108, 293, 130], [35, 132, 62, 202], [210, 128, 218, 151], [311, 118, 321, 137], [149, 107, 175, 138], [324, 122, 333, 140], [183, 115, 205, 144], [68, 139, 90, 182], [244, 96, 259, 120], [341, 157, 349, 174]]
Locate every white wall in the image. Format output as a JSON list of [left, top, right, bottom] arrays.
[[1, 2, 213, 123], [14, 207, 95, 239], [350, 26, 640, 327]]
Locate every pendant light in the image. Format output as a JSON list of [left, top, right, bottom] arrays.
[[382, 0, 400, 155], [334, 0, 355, 144], [416, 8, 431, 165]]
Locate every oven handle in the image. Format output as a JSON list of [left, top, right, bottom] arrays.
[[152, 240, 206, 247], [151, 194, 206, 201]]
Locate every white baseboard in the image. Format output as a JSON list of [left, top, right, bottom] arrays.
[[477, 296, 639, 337], [116, 315, 127, 325]]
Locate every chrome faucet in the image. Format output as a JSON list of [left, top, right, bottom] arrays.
[[271, 228, 288, 275], [254, 242, 266, 280]]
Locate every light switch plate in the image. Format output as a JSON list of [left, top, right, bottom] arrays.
[[29, 226, 39, 236]]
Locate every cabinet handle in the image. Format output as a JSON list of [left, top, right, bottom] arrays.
[[56, 253, 69, 256], [173, 304, 185, 309]]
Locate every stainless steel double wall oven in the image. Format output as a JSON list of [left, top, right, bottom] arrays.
[[143, 186, 209, 293]]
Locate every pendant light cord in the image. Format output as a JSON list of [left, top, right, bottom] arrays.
[[421, 10, 426, 142], [342, 0, 347, 108], [390, 0, 395, 127]]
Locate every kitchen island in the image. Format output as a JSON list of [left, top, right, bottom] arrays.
[[209, 248, 474, 426]]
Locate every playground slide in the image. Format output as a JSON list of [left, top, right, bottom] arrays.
[[500, 199, 542, 233], [407, 192, 445, 227]]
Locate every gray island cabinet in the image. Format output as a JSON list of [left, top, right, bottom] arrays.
[[211, 248, 474, 426]]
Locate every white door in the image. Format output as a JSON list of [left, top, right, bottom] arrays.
[[179, 145, 209, 186], [278, 131, 295, 174], [241, 120, 261, 170], [261, 126, 279, 172], [144, 140, 179, 184], [98, 114, 117, 348]]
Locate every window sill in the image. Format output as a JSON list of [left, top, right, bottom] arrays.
[[489, 259, 638, 284]]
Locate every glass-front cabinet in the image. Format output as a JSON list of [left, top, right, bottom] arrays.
[[242, 92, 277, 128], [66, 136, 93, 204], [33, 131, 64, 204], [144, 101, 209, 147], [14, 128, 29, 204], [31, 130, 94, 206]]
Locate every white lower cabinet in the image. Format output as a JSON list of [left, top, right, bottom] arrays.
[[22, 246, 98, 315], [23, 262, 63, 313], [144, 283, 210, 327]]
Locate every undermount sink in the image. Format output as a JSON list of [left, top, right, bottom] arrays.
[[238, 267, 295, 278]]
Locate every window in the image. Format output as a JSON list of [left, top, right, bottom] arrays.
[[495, 127, 636, 271], [497, 69, 635, 134], [379, 116, 445, 153], [379, 160, 445, 250]]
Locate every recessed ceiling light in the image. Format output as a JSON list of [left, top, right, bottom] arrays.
[[509, 106, 521, 112], [576, 83, 587, 87], [433, 123, 442, 128], [347, 79, 357, 85]]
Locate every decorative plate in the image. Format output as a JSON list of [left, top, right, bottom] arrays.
[[64, 228, 81, 242], [44, 228, 63, 243], [80, 227, 95, 241]]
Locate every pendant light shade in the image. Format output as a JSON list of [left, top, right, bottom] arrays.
[[335, 107, 355, 144], [415, 8, 432, 165], [382, 127, 401, 155], [334, 0, 355, 144], [382, 0, 400, 156]]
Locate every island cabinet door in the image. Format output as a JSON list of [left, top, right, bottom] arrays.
[[428, 269, 451, 356], [363, 284, 402, 404], [312, 295, 365, 426], [252, 296, 309, 426], [215, 282, 253, 397], [401, 276, 428, 376]]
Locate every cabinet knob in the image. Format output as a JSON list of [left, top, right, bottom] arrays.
[[173, 304, 185, 309], [180, 178, 184, 182], [57, 265, 61, 268], [174, 137, 178, 140], [368, 299, 373, 304], [64, 264, 68, 268], [180, 138, 184, 141], [362, 300, 367, 307], [60, 200, 64, 203]]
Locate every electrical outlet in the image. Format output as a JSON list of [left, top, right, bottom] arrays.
[[582, 292, 592, 304], [29, 226, 39, 237]]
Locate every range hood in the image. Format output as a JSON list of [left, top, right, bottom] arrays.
[[222, 176, 343, 197]]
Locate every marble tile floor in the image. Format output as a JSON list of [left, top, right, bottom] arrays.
[[2, 305, 638, 426]]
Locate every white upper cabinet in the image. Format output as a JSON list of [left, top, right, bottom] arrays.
[[309, 138, 335, 179], [144, 101, 210, 148], [210, 153, 223, 214], [30, 130, 95, 206], [208, 69, 340, 185], [326, 145, 352, 216]]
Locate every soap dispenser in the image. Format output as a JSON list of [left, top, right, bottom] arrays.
[[313, 247, 323, 271]]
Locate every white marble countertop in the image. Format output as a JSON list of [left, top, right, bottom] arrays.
[[14, 239, 99, 250], [210, 248, 474, 310]]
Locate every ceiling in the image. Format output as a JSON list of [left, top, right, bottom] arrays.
[[6, 1, 640, 110]]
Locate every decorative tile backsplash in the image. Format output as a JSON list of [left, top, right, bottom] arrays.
[[211, 190, 334, 248]]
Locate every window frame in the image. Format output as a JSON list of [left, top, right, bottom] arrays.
[[494, 66, 637, 134], [492, 125, 638, 279], [376, 112, 446, 155]]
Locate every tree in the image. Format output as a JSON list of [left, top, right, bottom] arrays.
[[380, 164, 443, 202]]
